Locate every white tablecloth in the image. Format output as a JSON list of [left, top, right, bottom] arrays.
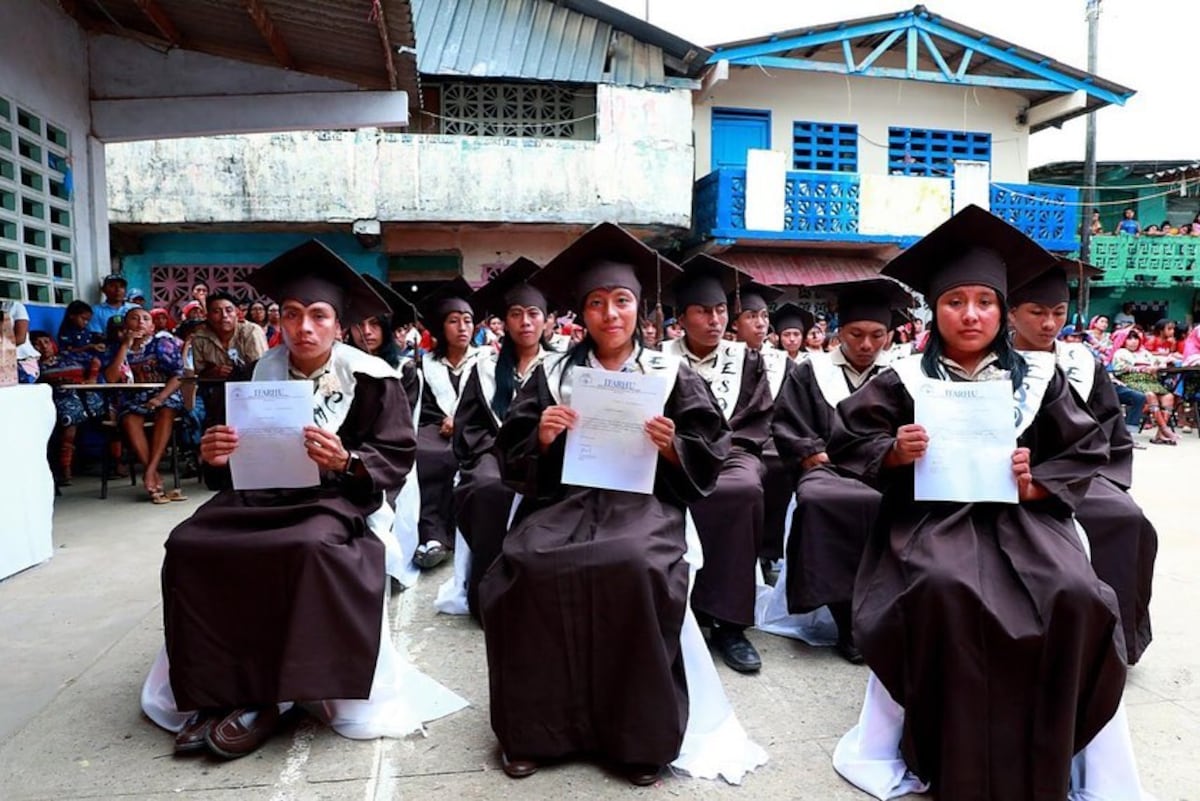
[[0, 384, 54, 580]]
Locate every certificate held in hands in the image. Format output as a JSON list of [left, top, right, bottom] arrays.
[[561, 367, 670, 495], [912, 377, 1018, 504], [225, 381, 321, 491]]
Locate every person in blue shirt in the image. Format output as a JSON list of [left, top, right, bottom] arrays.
[[87, 274, 136, 334], [1114, 208, 1141, 235]]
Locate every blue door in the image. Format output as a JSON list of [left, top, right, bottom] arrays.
[[711, 108, 770, 172]]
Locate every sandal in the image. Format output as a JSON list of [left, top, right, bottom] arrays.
[[413, 541, 449, 569], [149, 489, 172, 504], [167, 488, 189, 502], [1151, 436, 1178, 446]]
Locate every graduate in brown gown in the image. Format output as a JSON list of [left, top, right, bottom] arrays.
[[770, 279, 911, 663], [829, 207, 1128, 800], [450, 258, 549, 618], [413, 278, 482, 569], [158, 241, 420, 758], [1008, 261, 1158, 665], [661, 255, 774, 674], [479, 224, 739, 785], [727, 281, 794, 567]]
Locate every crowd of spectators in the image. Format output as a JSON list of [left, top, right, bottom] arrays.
[[1092, 207, 1200, 237]]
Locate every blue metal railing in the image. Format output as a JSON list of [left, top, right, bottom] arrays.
[[694, 167, 1081, 252]]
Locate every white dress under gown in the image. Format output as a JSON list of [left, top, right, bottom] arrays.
[[141, 344, 466, 739]]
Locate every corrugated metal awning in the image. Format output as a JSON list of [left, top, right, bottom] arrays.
[[412, 0, 687, 87], [719, 251, 887, 287], [61, 0, 418, 94]]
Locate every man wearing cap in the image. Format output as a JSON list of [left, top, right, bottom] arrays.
[[413, 278, 482, 569], [828, 206, 1134, 800], [87, 273, 135, 334], [767, 279, 910, 663], [443, 258, 550, 618], [190, 291, 269, 387], [662, 254, 773, 674], [727, 282, 794, 573], [145, 240, 463, 759], [1008, 260, 1158, 665]]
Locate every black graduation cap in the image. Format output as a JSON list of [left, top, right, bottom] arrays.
[[246, 239, 390, 325], [1008, 257, 1103, 308], [362, 273, 418, 326], [890, 307, 914, 330], [469, 257, 547, 318], [417, 277, 475, 326], [729, 280, 783, 314], [672, 253, 745, 310], [817, 278, 914, 328], [881, 205, 1056, 302], [771, 302, 815, 334], [529, 222, 681, 312]]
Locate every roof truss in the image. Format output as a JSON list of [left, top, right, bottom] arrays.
[[708, 7, 1131, 108]]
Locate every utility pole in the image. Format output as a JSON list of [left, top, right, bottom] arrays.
[[1078, 0, 1101, 321]]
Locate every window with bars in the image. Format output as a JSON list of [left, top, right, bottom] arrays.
[[887, 127, 991, 177], [437, 83, 595, 140], [0, 95, 74, 305], [792, 121, 858, 172]]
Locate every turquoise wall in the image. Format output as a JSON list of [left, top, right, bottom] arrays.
[[119, 232, 388, 305]]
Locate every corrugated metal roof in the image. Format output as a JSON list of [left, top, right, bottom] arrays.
[[412, 0, 678, 87], [65, 0, 418, 94], [719, 251, 887, 288]]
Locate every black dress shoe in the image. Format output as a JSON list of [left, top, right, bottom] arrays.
[[711, 626, 762, 673], [501, 752, 538, 779], [834, 637, 865, 665], [173, 710, 217, 755], [625, 763, 662, 786], [205, 705, 280, 759]]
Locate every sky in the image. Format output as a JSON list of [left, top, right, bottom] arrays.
[[607, 0, 1190, 170]]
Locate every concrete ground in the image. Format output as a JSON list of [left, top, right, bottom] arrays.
[[2, 433, 1198, 801]]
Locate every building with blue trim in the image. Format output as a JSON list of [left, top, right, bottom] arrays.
[[687, 5, 1135, 307]]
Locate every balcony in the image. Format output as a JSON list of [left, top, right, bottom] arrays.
[[1087, 235, 1200, 288], [692, 168, 1081, 253]]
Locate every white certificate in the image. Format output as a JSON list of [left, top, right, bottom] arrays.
[[225, 381, 321, 491], [561, 368, 669, 495], [913, 378, 1018, 503]]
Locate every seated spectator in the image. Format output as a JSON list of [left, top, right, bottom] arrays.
[[246, 300, 268, 330], [264, 302, 282, 346], [128, 288, 147, 308], [1111, 328, 1178, 444], [56, 300, 104, 358], [1180, 223, 1193, 236], [190, 291, 269, 382], [149, 308, 175, 338], [1113, 302, 1136, 328], [1113, 208, 1140, 235], [181, 280, 209, 320], [101, 308, 187, 500], [804, 324, 827, 353], [1143, 224, 1162, 236], [88, 274, 135, 335], [0, 298, 42, 383], [1159, 219, 1176, 235], [179, 301, 205, 323], [31, 330, 106, 483], [1144, 319, 1180, 358]]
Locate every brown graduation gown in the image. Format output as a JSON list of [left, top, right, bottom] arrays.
[[451, 367, 513, 619], [479, 362, 730, 766], [829, 368, 1126, 801], [686, 349, 773, 627], [759, 357, 797, 561], [771, 358, 882, 613], [416, 358, 464, 546], [163, 374, 416, 709], [1070, 356, 1158, 664]]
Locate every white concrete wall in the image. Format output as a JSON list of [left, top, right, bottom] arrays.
[[106, 84, 696, 228], [0, 0, 106, 301], [694, 63, 1032, 183]]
